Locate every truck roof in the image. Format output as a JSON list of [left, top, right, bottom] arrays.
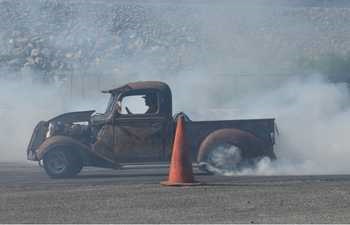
[[103, 81, 171, 94]]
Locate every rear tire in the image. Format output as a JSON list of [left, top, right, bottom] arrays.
[[197, 129, 265, 175], [43, 148, 83, 178], [205, 142, 243, 173]]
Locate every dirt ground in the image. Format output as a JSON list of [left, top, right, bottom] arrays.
[[1, 162, 350, 223]]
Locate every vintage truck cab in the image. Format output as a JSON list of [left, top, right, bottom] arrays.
[[27, 81, 276, 178]]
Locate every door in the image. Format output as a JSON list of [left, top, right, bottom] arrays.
[[112, 92, 169, 162], [114, 116, 168, 162]]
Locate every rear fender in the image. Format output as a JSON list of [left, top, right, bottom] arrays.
[[196, 128, 270, 162]]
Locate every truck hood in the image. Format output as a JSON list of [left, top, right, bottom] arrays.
[[48, 110, 95, 123], [27, 110, 95, 161]]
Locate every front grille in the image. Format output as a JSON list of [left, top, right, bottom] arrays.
[[27, 121, 48, 161]]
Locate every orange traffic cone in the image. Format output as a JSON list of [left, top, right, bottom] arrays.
[[161, 114, 200, 186]]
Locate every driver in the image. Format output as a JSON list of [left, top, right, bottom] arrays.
[[143, 93, 158, 114]]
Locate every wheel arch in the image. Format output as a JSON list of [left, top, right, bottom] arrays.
[[36, 135, 91, 161]]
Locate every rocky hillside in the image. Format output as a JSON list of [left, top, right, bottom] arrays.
[[1, 0, 350, 82]]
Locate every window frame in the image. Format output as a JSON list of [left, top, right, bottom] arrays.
[[116, 89, 160, 117]]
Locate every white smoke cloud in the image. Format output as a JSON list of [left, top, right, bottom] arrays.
[[0, 73, 109, 162], [1, 0, 350, 178], [234, 75, 350, 175], [0, 76, 64, 162]]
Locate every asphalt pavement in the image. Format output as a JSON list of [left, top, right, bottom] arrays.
[[1, 162, 350, 223]]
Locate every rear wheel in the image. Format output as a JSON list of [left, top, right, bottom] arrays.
[[206, 142, 243, 172], [197, 129, 265, 175], [43, 148, 83, 178]]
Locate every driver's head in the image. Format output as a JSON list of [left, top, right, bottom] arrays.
[[143, 93, 157, 106]]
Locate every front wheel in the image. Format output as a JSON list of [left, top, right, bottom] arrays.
[[43, 148, 82, 178]]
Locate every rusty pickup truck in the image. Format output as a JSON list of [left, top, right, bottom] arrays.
[[27, 81, 276, 178]]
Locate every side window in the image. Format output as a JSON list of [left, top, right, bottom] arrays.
[[120, 93, 159, 115]]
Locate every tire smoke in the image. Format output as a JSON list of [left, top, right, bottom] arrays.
[[1, 0, 350, 177], [236, 75, 350, 175]]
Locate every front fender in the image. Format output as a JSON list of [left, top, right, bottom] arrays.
[[36, 135, 91, 160]]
